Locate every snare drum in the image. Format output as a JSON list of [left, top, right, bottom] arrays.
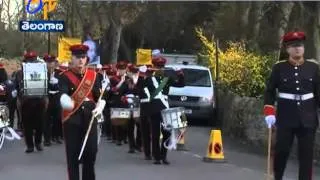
[[161, 107, 188, 129], [132, 108, 140, 123], [110, 108, 131, 126], [127, 95, 141, 123], [0, 103, 9, 129]]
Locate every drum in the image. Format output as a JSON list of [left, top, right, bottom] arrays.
[[132, 108, 140, 123], [161, 107, 188, 130], [110, 108, 131, 126], [0, 103, 10, 129], [22, 62, 48, 97], [127, 95, 141, 123]]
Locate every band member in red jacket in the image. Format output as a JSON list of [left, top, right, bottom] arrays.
[[118, 63, 142, 153], [108, 60, 129, 145], [59, 44, 106, 180]]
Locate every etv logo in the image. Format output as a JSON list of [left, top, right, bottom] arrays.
[[19, 0, 65, 32]]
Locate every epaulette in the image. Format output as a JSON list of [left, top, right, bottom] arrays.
[[275, 60, 287, 64], [306, 59, 319, 65]]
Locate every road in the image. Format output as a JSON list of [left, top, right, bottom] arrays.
[[0, 126, 319, 180]]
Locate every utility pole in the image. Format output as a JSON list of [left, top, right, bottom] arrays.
[[215, 39, 220, 128]]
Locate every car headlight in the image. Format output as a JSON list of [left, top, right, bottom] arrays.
[[200, 97, 212, 103]]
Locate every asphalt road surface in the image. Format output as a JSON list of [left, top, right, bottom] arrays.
[[0, 126, 319, 180]]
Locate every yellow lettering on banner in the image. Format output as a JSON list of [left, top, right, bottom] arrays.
[[136, 49, 152, 65], [57, 37, 81, 63]]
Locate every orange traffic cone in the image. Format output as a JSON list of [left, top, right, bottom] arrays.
[[203, 129, 227, 163], [176, 128, 188, 151]]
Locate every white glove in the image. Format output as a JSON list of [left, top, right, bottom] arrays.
[[127, 98, 133, 104], [126, 94, 135, 98], [139, 65, 147, 73], [101, 76, 110, 90], [60, 94, 74, 110], [50, 77, 59, 84], [11, 90, 17, 98], [172, 67, 181, 71], [265, 115, 276, 128], [92, 99, 106, 117], [0, 85, 4, 91]]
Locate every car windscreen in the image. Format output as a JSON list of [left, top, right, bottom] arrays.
[[164, 68, 211, 87]]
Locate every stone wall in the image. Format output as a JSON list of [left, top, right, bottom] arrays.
[[217, 89, 320, 161]]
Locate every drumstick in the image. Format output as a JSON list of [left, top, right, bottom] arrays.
[[267, 127, 272, 180], [78, 81, 108, 160]]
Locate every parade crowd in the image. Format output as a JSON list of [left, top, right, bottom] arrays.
[[0, 30, 319, 180], [0, 44, 185, 180]]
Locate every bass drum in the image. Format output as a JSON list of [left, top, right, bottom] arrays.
[[22, 62, 48, 97]]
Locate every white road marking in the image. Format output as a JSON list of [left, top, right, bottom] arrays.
[[181, 150, 295, 180]]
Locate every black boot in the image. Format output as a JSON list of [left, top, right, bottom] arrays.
[[162, 159, 170, 165], [35, 144, 43, 151], [153, 160, 161, 165], [44, 141, 51, 147], [128, 149, 135, 154], [25, 147, 34, 153]]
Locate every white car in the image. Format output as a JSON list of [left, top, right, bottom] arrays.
[[164, 63, 215, 125]]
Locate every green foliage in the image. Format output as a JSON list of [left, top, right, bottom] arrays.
[[195, 27, 276, 98]]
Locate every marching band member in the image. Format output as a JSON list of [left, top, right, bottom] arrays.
[[144, 50, 185, 164], [105, 67, 118, 143], [264, 31, 320, 180], [59, 44, 106, 180], [0, 63, 13, 127], [119, 63, 142, 153], [10, 70, 22, 132], [137, 64, 154, 160], [43, 54, 62, 146], [15, 51, 48, 153], [100, 65, 113, 140], [109, 60, 129, 145]]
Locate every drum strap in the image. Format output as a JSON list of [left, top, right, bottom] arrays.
[[150, 77, 169, 100], [62, 68, 96, 123]]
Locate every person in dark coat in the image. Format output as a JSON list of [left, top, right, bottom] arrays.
[[15, 51, 48, 153], [264, 31, 320, 180], [118, 63, 142, 153], [143, 49, 185, 165], [59, 44, 107, 180], [43, 54, 63, 146]]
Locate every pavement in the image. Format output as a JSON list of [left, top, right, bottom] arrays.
[[0, 126, 319, 180]]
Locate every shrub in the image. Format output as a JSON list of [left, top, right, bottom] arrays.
[[195, 27, 275, 97]]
